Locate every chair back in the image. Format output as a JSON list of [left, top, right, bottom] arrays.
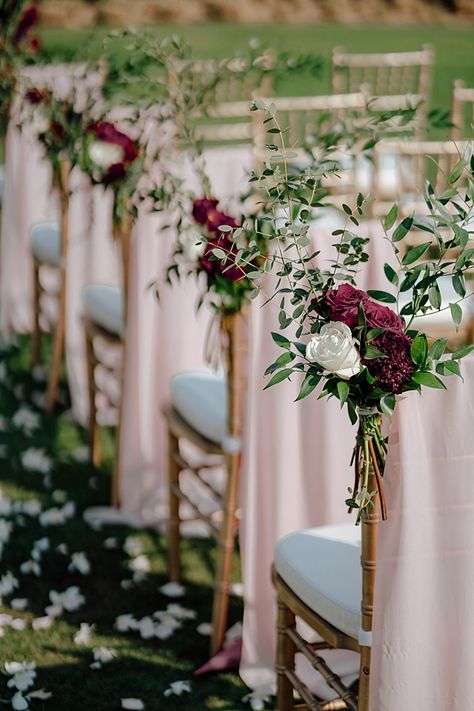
[[451, 79, 474, 140], [331, 45, 434, 98]]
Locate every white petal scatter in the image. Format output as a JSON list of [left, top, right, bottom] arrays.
[[5, 662, 36, 692], [51, 490, 67, 504], [32, 537, 50, 554], [12, 408, 40, 434], [163, 680, 192, 698], [121, 699, 145, 710], [90, 647, 117, 670], [242, 690, 272, 711], [0, 571, 19, 600], [164, 604, 196, 621], [0, 492, 13, 515], [114, 614, 137, 633], [10, 619, 27, 631], [0, 518, 13, 545], [19, 560, 41, 577], [10, 599, 28, 611], [71, 446, 89, 463], [73, 623, 94, 646], [21, 449, 52, 474], [123, 536, 143, 557], [32, 365, 47, 382], [39, 502, 75, 527], [137, 616, 155, 640], [56, 543, 69, 555], [196, 622, 213, 637], [11, 691, 28, 710], [68, 552, 91, 576], [103, 537, 118, 549], [19, 499, 42, 517], [27, 689, 52, 700], [32, 616, 53, 631], [46, 587, 85, 617], [158, 582, 185, 599], [128, 554, 151, 581]]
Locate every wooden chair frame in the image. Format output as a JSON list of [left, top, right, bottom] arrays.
[[274, 455, 379, 711], [84, 215, 132, 507], [451, 80, 474, 141], [164, 308, 247, 655], [32, 158, 71, 413]]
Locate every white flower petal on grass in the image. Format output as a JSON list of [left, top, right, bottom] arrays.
[[20, 499, 42, 517], [12, 408, 40, 433], [19, 560, 41, 577], [11, 599, 28, 611], [10, 619, 27, 631], [11, 691, 28, 710], [120, 579, 134, 591], [90, 647, 117, 669], [154, 623, 175, 641], [128, 555, 151, 574], [32, 365, 47, 382], [163, 680, 191, 698], [137, 617, 155, 640], [114, 614, 137, 633], [103, 537, 118, 549], [32, 537, 50, 553], [68, 552, 91, 576], [21, 449, 52, 474], [44, 605, 62, 619], [73, 623, 94, 646], [71, 446, 89, 463], [5, 662, 36, 692], [56, 543, 68, 555], [0, 572, 19, 597], [32, 616, 53, 631], [242, 690, 272, 711], [123, 536, 143, 558], [27, 689, 52, 700], [165, 604, 196, 620], [0, 495, 13, 516], [51, 490, 67, 504], [61, 586, 85, 612], [158, 582, 185, 599], [196, 622, 213, 636], [0, 518, 13, 543], [121, 699, 145, 710]]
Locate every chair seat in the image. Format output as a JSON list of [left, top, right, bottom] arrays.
[[170, 371, 239, 451], [275, 523, 361, 640], [31, 221, 61, 268], [83, 284, 124, 337]]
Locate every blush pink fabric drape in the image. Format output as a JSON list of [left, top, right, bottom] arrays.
[[370, 355, 474, 710]]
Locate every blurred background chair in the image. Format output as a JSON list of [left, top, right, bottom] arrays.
[[451, 79, 474, 140]]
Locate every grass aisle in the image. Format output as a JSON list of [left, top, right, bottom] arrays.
[[0, 337, 247, 711]]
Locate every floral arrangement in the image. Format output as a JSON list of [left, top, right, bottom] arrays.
[[78, 119, 142, 227], [225, 99, 474, 520], [0, 1, 40, 132]]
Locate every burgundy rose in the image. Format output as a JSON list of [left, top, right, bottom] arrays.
[[364, 330, 414, 393], [200, 234, 243, 283], [25, 88, 44, 104], [14, 5, 39, 45], [192, 198, 219, 225], [105, 162, 126, 183], [314, 283, 369, 329], [89, 121, 138, 163], [50, 120, 65, 140], [206, 208, 239, 235], [364, 300, 404, 332], [28, 36, 40, 53]]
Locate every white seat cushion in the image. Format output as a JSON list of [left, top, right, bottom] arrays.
[[31, 221, 61, 267], [275, 523, 361, 640], [171, 371, 237, 449], [83, 284, 124, 337]]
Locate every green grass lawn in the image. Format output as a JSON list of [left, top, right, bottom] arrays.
[[0, 337, 245, 711], [38, 21, 474, 113]]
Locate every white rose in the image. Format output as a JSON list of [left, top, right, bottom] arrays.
[[88, 140, 124, 170], [306, 321, 362, 380], [178, 228, 205, 263]]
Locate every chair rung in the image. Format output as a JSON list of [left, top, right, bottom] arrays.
[[286, 627, 357, 711], [170, 484, 220, 535], [285, 669, 323, 711]]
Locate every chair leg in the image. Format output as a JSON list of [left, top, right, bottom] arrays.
[[168, 429, 182, 584], [46, 273, 66, 413], [276, 595, 296, 711], [85, 325, 101, 468], [357, 645, 371, 711], [32, 262, 42, 366], [210, 451, 240, 655]]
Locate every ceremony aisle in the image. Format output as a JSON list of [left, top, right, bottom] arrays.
[[0, 338, 252, 711]]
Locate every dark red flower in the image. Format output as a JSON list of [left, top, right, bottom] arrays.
[[314, 283, 369, 329], [364, 330, 414, 393], [50, 121, 65, 140], [200, 234, 244, 283], [25, 88, 44, 104], [14, 6, 39, 45], [28, 36, 40, 53], [206, 208, 240, 235], [192, 198, 219, 225], [89, 121, 138, 163], [105, 162, 126, 183], [364, 300, 404, 332]]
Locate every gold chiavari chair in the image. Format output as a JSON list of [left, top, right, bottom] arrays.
[[83, 212, 131, 506], [372, 138, 474, 345], [27, 62, 107, 411], [273, 454, 379, 710], [331, 46, 434, 136], [451, 80, 474, 140]]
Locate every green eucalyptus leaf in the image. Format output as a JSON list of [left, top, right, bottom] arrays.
[[364, 345, 386, 359], [411, 333, 429, 366], [380, 394, 395, 420], [392, 216, 414, 242], [436, 360, 461, 377], [295, 371, 321, 401], [411, 371, 447, 389], [271, 332, 291, 350], [336, 380, 350, 405], [366, 290, 397, 304], [451, 344, 474, 360], [428, 284, 442, 310], [402, 242, 432, 265], [430, 338, 448, 361], [448, 158, 465, 184], [383, 204, 398, 231], [449, 302, 463, 330], [264, 368, 294, 390], [383, 263, 398, 285]]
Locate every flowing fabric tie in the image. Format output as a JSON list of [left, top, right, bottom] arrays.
[[204, 310, 224, 370]]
